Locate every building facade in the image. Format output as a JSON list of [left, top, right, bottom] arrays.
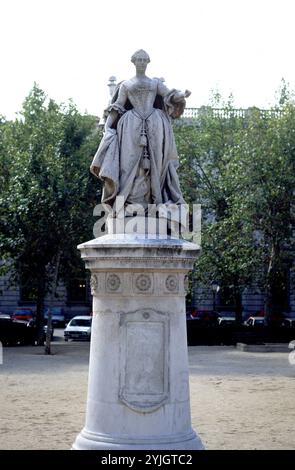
[[0, 269, 91, 319]]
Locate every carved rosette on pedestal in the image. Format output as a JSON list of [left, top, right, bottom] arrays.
[[72, 234, 204, 450]]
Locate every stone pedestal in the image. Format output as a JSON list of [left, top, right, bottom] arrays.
[[72, 234, 204, 450]]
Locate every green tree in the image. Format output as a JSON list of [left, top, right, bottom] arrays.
[[175, 103, 258, 322], [0, 84, 102, 347], [227, 105, 295, 318], [175, 98, 295, 321], [0, 116, 11, 195]]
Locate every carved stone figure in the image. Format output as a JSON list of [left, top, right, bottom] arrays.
[[90, 50, 191, 211]]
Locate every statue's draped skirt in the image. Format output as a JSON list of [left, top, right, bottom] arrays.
[[91, 108, 184, 208]]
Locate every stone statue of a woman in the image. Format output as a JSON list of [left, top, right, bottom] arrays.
[[90, 49, 190, 214]]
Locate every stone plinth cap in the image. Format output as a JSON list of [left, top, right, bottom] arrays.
[[78, 234, 200, 251], [77, 234, 200, 272]]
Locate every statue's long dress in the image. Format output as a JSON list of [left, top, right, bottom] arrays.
[[91, 78, 185, 209]]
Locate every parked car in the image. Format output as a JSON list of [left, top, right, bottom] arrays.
[[44, 307, 65, 327], [11, 308, 34, 322], [281, 318, 295, 328], [64, 316, 92, 341], [218, 317, 237, 327], [244, 316, 266, 327], [0, 316, 54, 346], [0, 317, 34, 345], [0, 314, 11, 319], [27, 319, 54, 341], [186, 308, 219, 326]]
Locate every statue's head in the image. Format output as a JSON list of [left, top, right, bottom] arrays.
[[131, 49, 150, 72]]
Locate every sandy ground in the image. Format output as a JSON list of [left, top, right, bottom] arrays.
[[0, 334, 295, 450]]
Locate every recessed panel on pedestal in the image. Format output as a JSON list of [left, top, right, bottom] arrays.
[[119, 309, 169, 412]]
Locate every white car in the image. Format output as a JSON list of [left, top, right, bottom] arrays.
[[64, 316, 92, 341]]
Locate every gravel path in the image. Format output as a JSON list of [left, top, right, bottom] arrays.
[[0, 341, 294, 450]]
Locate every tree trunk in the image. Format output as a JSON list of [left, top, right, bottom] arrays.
[[264, 242, 277, 321], [44, 309, 52, 355], [44, 252, 61, 355], [234, 289, 243, 324], [36, 274, 46, 346], [264, 281, 273, 321]]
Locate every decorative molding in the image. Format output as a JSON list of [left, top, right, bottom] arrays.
[[165, 274, 179, 293], [88, 271, 189, 296], [90, 272, 187, 296], [90, 274, 99, 295], [84, 256, 196, 272], [106, 273, 122, 293], [85, 256, 195, 263], [133, 273, 153, 294]]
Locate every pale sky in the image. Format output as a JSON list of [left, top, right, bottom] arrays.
[[1, 0, 295, 119]]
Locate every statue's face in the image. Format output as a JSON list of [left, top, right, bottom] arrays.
[[133, 57, 148, 73]]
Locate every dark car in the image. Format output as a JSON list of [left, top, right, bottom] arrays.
[[244, 316, 266, 327], [11, 308, 34, 322], [217, 317, 238, 327], [281, 318, 295, 328], [27, 319, 54, 341], [0, 317, 34, 345], [186, 308, 219, 326], [0, 317, 53, 346]]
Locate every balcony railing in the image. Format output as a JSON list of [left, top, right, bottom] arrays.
[[182, 107, 282, 120]]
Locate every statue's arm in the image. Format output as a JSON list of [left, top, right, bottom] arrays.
[[157, 79, 191, 102], [105, 83, 128, 129], [173, 89, 191, 102]]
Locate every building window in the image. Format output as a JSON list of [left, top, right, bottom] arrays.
[[67, 278, 87, 303]]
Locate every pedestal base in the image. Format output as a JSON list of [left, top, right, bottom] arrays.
[[73, 429, 204, 450], [73, 234, 204, 451]]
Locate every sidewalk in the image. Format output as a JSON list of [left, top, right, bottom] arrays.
[[0, 342, 294, 450]]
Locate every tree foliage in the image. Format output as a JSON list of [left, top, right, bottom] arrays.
[[0, 84, 102, 342], [174, 96, 295, 319]]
